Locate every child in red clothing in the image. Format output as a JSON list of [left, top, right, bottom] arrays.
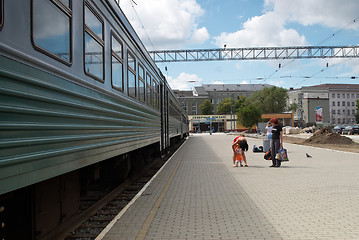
[[232, 136, 249, 167]]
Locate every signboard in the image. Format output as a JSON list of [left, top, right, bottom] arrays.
[[192, 115, 226, 120], [315, 106, 323, 123], [303, 92, 329, 99]]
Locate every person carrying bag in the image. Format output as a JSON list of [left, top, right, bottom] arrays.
[[269, 118, 283, 168]]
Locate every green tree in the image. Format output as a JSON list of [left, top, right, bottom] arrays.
[[237, 104, 262, 130], [216, 96, 247, 114], [216, 98, 233, 114], [200, 99, 214, 115], [234, 95, 246, 111], [247, 86, 288, 113], [287, 103, 298, 112]]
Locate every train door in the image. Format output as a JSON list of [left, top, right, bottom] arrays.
[[160, 84, 165, 153], [160, 84, 169, 154], [165, 87, 169, 151]]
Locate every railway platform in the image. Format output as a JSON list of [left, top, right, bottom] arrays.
[[97, 133, 359, 240]]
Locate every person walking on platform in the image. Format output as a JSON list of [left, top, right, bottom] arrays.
[[232, 136, 249, 167], [269, 118, 283, 168], [265, 121, 273, 140]]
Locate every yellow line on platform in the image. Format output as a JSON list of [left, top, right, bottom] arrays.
[[136, 154, 184, 240]]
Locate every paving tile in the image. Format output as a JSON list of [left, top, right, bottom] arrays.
[[100, 134, 359, 240]]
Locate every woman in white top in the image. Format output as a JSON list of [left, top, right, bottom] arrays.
[[266, 121, 273, 140]]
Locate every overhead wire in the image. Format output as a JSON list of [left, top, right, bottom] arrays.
[[262, 16, 359, 84], [125, 0, 172, 78], [127, 0, 156, 51]]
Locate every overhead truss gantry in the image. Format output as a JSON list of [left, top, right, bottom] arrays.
[[149, 45, 359, 63]]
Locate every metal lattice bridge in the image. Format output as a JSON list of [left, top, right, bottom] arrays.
[[149, 45, 359, 63]]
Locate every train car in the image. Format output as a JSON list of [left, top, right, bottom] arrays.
[[0, 0, 188, 239]]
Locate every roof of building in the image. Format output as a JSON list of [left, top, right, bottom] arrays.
[[172, 90, 193, 97], [289, 84, 359, 92], [193, 86, 208, 96], [200, 84, 272, 92], [174, 84, 273, 98], [309, 84, 359, 90]]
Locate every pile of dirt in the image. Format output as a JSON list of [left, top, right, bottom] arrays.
[[305, 127, 354, 145]]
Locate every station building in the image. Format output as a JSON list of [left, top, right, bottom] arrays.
[[173, 83, 273, 132], [174, 84, 272, 115]]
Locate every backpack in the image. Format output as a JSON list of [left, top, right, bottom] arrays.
[[264, 149, 272, 160]]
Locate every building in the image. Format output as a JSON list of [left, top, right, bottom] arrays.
[[173, 83, 272, 132], [288, 84, 359, 126], [174, 83, 272, 115]]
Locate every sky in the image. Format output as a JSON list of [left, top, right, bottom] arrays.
[[119, 0, 359, 90]]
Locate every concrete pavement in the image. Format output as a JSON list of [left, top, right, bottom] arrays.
[[98, 133, 359, 240]]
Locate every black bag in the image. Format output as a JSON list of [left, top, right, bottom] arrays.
[[264, 150, 271, 160], [253, 145, 263, 152]]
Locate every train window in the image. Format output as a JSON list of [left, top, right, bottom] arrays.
[[32, 0, 72, 63], [127, 51, 136, 98], [84, 3, 104, 81], [111, 34, 123, 91], [138, 65, 145, 102], [153, 79, 159, 109], [0, 0, 3, 29], [146, 73, 152, 106]]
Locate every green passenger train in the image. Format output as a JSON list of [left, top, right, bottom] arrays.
[[0, 0, 188, 238]]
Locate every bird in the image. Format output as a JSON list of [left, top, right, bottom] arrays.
[[306, 153, 312, 158]]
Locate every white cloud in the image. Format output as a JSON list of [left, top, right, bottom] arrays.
[[211, 81, 224, 84], [213, 0, 359, 49], [190, 27, 210, 44], [167, 72, 203, 90], [119, 0, 209, 50], [265, 0, 359, 29], [268, 80, 285, 87], [213, 11, 307, 48]]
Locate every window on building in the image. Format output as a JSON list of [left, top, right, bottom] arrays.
[[337, 118, 341, 124], [352, 94, 355, 98], [84, 3, 104, 80], [342, 101, 345, 106], [347, 94, 350, 98], [338, 110, 341, 114], [192, 102, 197, 115], [357, 94, 359, 98], [111, 34, 123, 91], [347, 102, 350, 107], [182, 102, 187, 112], [337, 94, 340, 98], [146, 74, 152, 106], [33, 0, 72, 64], [342, 94, 345, 98], [138, 64, 145, 102], [353, 109, 355, 115], [127, 51, 136, 98], [332, 102, 335, 106], [332, 109, 336, 114], [338, 101, 340, 106], [352, 102, 355, 107], [348, 110, 350, 115]]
